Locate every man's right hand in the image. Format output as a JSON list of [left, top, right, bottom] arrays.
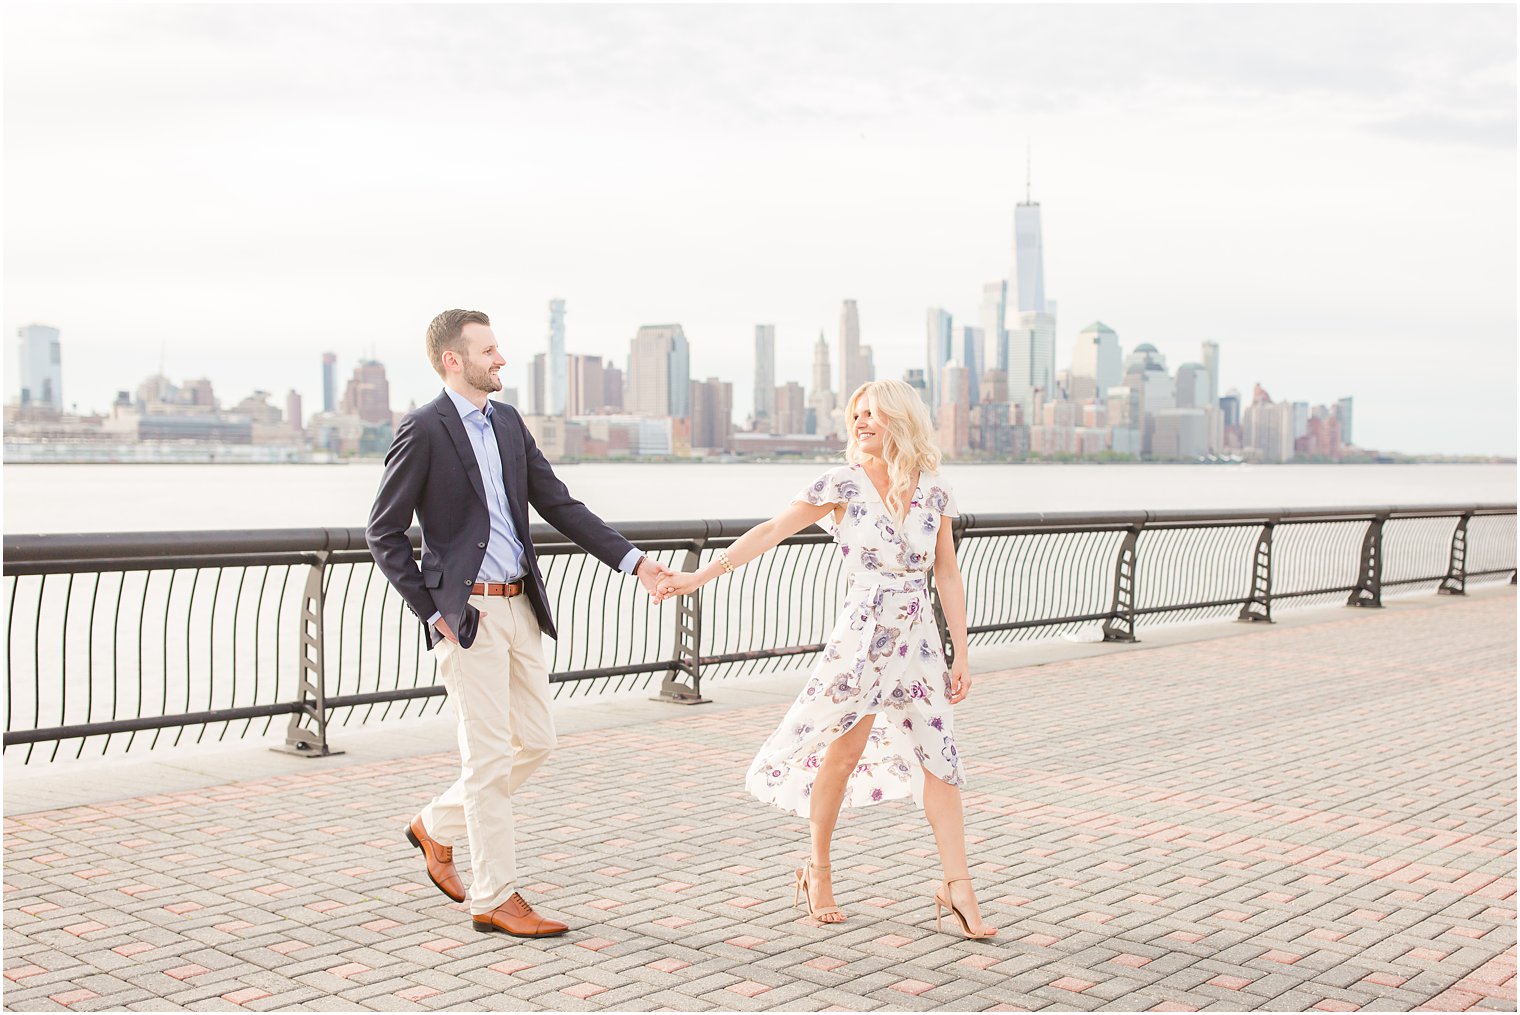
[[434, 617, 460, 645]]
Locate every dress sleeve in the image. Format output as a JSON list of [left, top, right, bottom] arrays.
[[925, 476, 959, 518], [793, 467, 848, 535]]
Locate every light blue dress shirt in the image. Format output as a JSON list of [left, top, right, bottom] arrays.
[[427, 388, 644, 632]]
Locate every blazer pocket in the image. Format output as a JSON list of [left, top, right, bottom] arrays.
[[422, 568, 443, 589]]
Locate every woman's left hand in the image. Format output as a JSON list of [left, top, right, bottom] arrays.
[[653, 570, 704, 602], [948, 657, 971, 704]]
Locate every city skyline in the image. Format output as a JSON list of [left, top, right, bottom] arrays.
[[4, 5, 1514, 455]]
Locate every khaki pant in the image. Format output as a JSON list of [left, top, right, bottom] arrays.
[[419, 593, 556, 915]]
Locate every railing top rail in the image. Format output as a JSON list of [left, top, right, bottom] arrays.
[[4, 503, 1514, 566]]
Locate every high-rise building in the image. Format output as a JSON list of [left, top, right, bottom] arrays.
[[753, 325, 776, 427], [602, 362, 624, 412], [808, 331, 835, 431], [937, 365, 971, 456], [980, 281, 1008, 374], [958, 326, 984, 406], [626, 324, 691, 418], [775, 381, 807, 435], [1336, 396, 1354, 445], [1152, 409, 1209, 460], [9, 324, 63, 411], [925, 308, 955, 411], [1175, 362, 1208, 409], [1291, 401, 1310, 441], [286, 390, 303, 433], [689, 377, 733, 452], [547, 299, 567, 416], [527, 353, 547, 415], [321, 352, 337, 413], [903, 368, 930, 407], [838, 300, 865, 401], [566, 353, 605, 417], [1201, 341, 1220, 407], [1070, 322, 1121, 403], [1242, 386, 1295, 462], [1011, 190, 1046, 316], [1007, 309, 1056, 417], [340, 360, 392, 424]]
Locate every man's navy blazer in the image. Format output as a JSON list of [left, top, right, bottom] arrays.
[[366, 390, 635, 649]]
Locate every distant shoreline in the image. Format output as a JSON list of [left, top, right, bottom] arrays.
[[4, 456, 1514, 467]]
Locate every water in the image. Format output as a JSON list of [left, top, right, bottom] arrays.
[[4, 462, 1514, 533]]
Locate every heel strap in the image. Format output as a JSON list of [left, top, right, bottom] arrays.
[[807, 861, 831, 871]]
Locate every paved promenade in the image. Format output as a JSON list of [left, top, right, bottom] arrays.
[[4, 589, 1515, 1012]]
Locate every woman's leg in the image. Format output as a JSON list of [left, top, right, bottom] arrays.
[[803, 714, 877, 921], [922, 769, 997, 935]]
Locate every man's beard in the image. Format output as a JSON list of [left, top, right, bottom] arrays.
[[463, 361, 502, 393]]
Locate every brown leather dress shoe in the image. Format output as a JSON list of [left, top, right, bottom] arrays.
[[405, 816, 465, 903], [472, 892, 570, 937]]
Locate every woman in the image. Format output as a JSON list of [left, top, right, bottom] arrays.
[[656, 379, 995, 938]]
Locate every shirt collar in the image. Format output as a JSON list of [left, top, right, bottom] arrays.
[[444, 386, 493, 423]]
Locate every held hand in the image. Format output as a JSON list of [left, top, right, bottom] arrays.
[[433, 612, 486, 646], [947, 657, 971, 704], [636, 558, 676, 600], [653, 571, 704, 602]]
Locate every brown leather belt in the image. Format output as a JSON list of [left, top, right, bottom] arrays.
[[472, 580, 525, 598]]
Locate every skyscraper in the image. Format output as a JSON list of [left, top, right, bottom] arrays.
[[775, 381, 806, 435], [689, 377, 733, 452], [286, 389, 303, 433], [959, 326, 984, 405], [566, 353, 605, 417], [340, 360, 391, 424], [9, 324, 63, 411], [980, 281, 1007, 374], [1070, 322, 1122, 402], [1201, 341, 1220, 408], [547, 299, 567, 415], [626, 324, 691, 418], [321, 352, 337, 413], [753, 325, 776, 427], [1006, 169, 1056, 418], [1175, 363, 1208, 409], [1336, 396, 1354, 445], [838, 300, 865, 401], [925, 308, 954, 411], [808, 331, 835, 433]]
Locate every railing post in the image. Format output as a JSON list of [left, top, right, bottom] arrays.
[[1102, 525, 1142, 643], [273, 550, 344, 757], [1437, 513, 1471, 596], [1347, 516, 1385, 608], [654, 539, 711, 704], [1238, 522, 1275, 622]]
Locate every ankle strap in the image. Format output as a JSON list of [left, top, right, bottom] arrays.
[[808, 861, 831, 870], [944, 876, 971, 884]]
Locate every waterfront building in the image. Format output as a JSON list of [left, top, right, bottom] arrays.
[[626, 324, 691, 419], [340, 360, 392, 424], [521, 413, 585, 459], [959, 326, 985, 406], [527, 353, 546, 415], [689, 377, 733, 453], [937, 364, 971, 457], [753, 325, 776, 428], [321, 352, 337, 413], [981, 368, 1009, 405], [807, 331, 835, 434], [286, 390, 302, 433], [1304, 405, 1344, 459], [547, 299, 567, 415], [1201, 341, 1220, 407], [925, 308, 954, 411], [980, 280, 1008, 374], [566, 353, 605, 417], [1291, 401, 1310, 441], [774, 381, 807, 435], [1242, 387, 1296, 462], [1152, 408, 1210, 460], [1069, 322, 1121, 404], [838, 300, 872, 400], [902, 368, 930, 408], [571, 414, 674, 457], [1175, 362, 1208, 409], [497, 386, 520, 408], [1011, 185, 1046, 317], [730, 431, 845, 457], [602, 364, 623, 412], [1107, 385, 1142, 428], [9, 323, 64, 412], [1006, 308, 1057, 421], [1336, 397, 1354, 446]]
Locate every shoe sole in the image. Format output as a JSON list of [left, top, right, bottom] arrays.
[[405, 826, 466, 904], [472, 921, 570, 937]]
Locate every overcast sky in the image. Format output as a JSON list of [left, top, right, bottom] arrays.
[[5, 4, 1515, 455]]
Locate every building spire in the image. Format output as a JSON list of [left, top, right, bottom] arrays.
[[1025, 143, 1032, 204]]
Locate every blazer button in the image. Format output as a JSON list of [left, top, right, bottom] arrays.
[[463, 579, 471, 586], [478, 542, 486, 548]]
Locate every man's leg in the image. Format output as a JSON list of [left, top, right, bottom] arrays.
[[504, 594, 556, 795]]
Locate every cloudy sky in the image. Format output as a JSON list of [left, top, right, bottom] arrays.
[[5, 4, 1515, 455]]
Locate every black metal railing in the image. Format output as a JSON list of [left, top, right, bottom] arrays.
[[4, 504, 1514, 763]]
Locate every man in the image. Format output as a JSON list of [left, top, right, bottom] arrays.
[[367, 308, 674, 937]]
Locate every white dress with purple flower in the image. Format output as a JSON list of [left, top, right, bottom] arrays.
[[745, 464, 964, 818]]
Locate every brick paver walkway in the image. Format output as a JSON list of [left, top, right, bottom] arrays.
[[4, 592, 1515, 1012]]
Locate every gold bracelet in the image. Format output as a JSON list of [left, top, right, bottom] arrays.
[[717, 549, 735, 573]]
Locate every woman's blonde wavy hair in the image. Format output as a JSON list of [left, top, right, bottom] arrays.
[[844, 379, 943, 523]]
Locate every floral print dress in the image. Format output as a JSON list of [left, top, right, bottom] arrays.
[[745, 464, 964, 818]]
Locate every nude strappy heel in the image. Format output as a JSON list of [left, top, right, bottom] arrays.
[[794, 860, 845, 924], [934, 877, 997, 938]]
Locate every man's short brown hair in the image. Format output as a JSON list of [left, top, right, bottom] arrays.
[[426, 309, 490, 377]]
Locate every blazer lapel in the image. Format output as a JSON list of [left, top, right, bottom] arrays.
[[490, 406, 530, 532], [434, 392, 489, 508]]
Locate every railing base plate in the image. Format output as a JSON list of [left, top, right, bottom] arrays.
[[651, 692, 712, 706], [270, 744, 346, 759]]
